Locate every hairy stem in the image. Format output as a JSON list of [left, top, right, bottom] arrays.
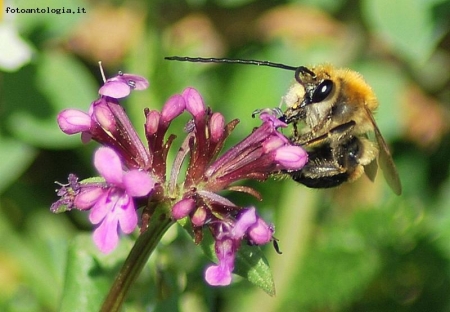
[[100, 206, 174, 312]]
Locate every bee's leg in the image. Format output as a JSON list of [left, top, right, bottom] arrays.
[[289, 155, 349, 188], [288, 120, 361, 188], [298, 120, 356, 147]]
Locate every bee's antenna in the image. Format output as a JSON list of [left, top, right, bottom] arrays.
[[165, 56, 299, 72]]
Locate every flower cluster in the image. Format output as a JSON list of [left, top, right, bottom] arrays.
[[51, 69, 307, 286]]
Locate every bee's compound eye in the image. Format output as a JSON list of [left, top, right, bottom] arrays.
[[311, 79, 333, 103]]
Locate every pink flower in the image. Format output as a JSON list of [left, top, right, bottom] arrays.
[[52, 75, 308, 289], [57, 109, 91, 134], [204, 208, 273, 286], [99, 72, 149, 99], [86, 147, 154, 253], [205, 238, 235, 286]]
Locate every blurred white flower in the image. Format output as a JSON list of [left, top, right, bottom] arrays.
[[0, 22, 33, 71]]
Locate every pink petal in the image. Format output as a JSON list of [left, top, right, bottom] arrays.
[[161, 94, 186, 122], [117, 196, 138, 233], [93, 102, 116, 131], [232, 208, 257, 239], [81, 132, 92, 143], [248, 218, 273, 245], [171, 198, 196, 220], [99, 74, 149, 98], [182, 87, 205, 117], [205, 238, 236, 285], [89, 191, 111, 224], [205, 264, 232, 286], [94, 147, 124, 185], [57, 109, 91, 134], [92, 213, 119, 253], [107, 73, 149, 90], [119, 74, 149, 90], [273, 145, 308, 170], [74, 187, 104, 210], [208, 238, 235, 286], [99, 81, 131, 99], [145, 110, 160, 135], [210, 113, 225, 142], [122, 170, 154, 197], [191, 206, 207, 226], [262, 135, 286, 153], [259, 112, 287, 128]]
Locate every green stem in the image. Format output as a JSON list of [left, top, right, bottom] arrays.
[[100, 207, 174, 312]]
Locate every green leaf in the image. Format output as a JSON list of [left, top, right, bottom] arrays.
[[59, 234, 131, 312], [362, 0, 442, 64], [234, 244, 275, 296], [6, 51, 97, 149], [80, 177, 106, 184], [0, 136, 36, 193], [8, 111, 83, 148], [36, 51, 98, 112], [0, 210, 75, 310]]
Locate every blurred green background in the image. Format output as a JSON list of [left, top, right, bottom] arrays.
[[1, 0, 450, 311]]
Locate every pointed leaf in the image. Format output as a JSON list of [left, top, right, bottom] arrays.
[[234, 244, 276, 296]]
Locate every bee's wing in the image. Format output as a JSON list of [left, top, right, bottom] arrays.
[[364, 158, 378, 182], [365, 108, 402, 195]]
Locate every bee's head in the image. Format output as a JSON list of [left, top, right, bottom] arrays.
[[282, 65, 336, 124], [295, 66, 335, 107]]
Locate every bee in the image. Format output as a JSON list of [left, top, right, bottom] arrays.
[[165, 56, 402, 195]]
